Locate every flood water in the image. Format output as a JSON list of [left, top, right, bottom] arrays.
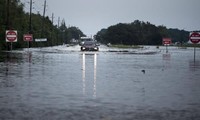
[[0, 46, 200, 120]]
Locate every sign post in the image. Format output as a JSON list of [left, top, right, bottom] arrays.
[[24, 34, 33, 50], [189, 32, 200, 62], [163, 38, 171, 53], [6, 30, 17, 51]]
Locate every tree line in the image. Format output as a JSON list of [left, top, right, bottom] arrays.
[[95, 20, 191, 45], [1, 0, 196, 51], [0, 0, 84, 50]]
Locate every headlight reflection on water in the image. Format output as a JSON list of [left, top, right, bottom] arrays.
[[82, 53, 97, 98]]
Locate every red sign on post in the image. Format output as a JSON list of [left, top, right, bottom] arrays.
[[190, 32, 200, 44], [163, 38, 171, 45], [6, 30, 17, 42], [24, 34, 33, 41]]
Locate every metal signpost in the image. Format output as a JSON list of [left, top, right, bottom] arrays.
[[24, 34, 33, 50], [189, 32, 200, 62], [6, 30, 17, 51]]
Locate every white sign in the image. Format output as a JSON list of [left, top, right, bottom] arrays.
[[190, 32, 200, 44], [35, 38, 47, 42], [6, 30, 17, 42]]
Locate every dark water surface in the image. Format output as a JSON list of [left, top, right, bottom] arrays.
[[0, 46, 200, 120]]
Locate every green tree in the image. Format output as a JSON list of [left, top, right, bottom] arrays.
[[0, 0, 6, 50], [168, 28, 189, 44], [96, 20, 176, 45], [0, 0, 85, 50]]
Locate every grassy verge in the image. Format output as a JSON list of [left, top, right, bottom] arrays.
[[109, 44, 143, 49], [180, 44, 200, 48]]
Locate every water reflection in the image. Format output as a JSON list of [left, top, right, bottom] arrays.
[[26, 51, 32, 63], [189, 60, 200, 71], [0, 52, 19, 87], [93, 53, 97, 98], [162, 53, 171, 61], [26, 52, 32, 79], [82, 53, 97, 98], [4, 52, 19, 76], [162, 53, 171, 69], [82, 53, 86, 95]]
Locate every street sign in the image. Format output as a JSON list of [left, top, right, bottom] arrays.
[[35, 38, 47, 42], [163, 38, 171, 45], [24, 34, 33, 41], [6, 30, 17, 42], [190, 32, 200, 44], [163, 38, 171, 53], [189, 32, 200, 62]]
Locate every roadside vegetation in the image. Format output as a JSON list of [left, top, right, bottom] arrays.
[[108, 44, 143, 49], [177, 44, 200, 48], [95, 20, 196, 46], [0, 0, 84, 50]]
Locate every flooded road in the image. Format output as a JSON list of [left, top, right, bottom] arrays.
[[0, 45, 200, 120]]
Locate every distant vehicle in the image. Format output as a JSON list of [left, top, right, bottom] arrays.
[[80, 41, 99, 51], [79, 37, 99, 51], [79, 37, 93, 46]]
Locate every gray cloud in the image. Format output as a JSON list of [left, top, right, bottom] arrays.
[[22, 0, 200, 35]]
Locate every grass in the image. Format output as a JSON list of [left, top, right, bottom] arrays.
[[180, 44, 200, 48], [109, 44, 143, 49]]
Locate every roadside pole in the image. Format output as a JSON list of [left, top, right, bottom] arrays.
[[194, 46, 196, 62], [166, 45, 168, 53], [163, 38, 171, 53], [29, 0, 33, 49], [6, 30, 17, 51], [10, 42, 12, 51], [28, 41, 30, 51], [24, 34, 33, 51], [189, 32, 200, 62]]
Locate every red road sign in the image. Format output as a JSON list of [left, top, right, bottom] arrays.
[[190, 32, 200, 44], [163, 38, 171, 45], [24, 34, 33, 41], [6, 30, 17, 42]]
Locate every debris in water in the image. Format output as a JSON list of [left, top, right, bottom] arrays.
[[141, 70, 145, 74]]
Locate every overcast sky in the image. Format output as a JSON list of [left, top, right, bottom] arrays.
[[22, 0, 200, 36]]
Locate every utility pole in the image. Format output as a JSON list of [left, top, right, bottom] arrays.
[[57, 17, 60, 45], [51, 13, 54, 46], [28, 0, 33, 48], [6, 0, 11, 51], [43, 0, 46, 18], [41, 0, 46, 38], [58, 17, 60, 28], [51, 13, 54, 24], [29, 0, 33, 34], [6, 0, 10, 30]]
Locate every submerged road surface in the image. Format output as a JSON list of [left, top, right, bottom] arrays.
[[0, 45, 200, 120]]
